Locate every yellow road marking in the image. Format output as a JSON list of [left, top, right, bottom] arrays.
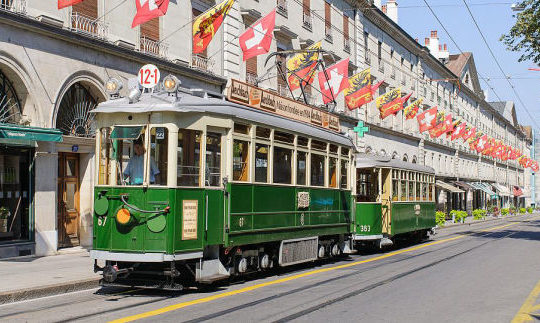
[[512, 278, 540, 323], [110, 221, 522, 323]]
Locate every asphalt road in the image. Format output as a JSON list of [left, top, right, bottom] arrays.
[[1, 215, 540, 323]]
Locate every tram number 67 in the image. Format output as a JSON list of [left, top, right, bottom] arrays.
[[359, 225, 371, 232]]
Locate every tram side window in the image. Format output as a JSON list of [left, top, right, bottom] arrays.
[[297, 151, 307, 185], [329, 157, 337, 188], [178, 129, 201, 186], [205, 132, 221, 187], [408, 175, 414, 201], [150, 127, 167, 185], [233, 139, 249, 181], [255, 143, 269, 183], [423, 177, 429, 201], [416, 178, 422, 201], [340, 160, 348, 189], [311, 154, 325, 187], [401, 171, 408, 201], [273, 146, 292, 184], [98, 128, 110, 185], [356, 169, 378, 202], [392, 170, 399, 201]]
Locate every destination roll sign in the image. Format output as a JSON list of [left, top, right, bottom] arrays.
[[228, 79, 340, 132]]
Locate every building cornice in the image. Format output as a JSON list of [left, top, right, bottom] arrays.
[[0, 10, 227, 88]]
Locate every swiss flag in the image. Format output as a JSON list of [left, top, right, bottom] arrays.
[[318, 59, 350, 104], [417, 107, 438, 133], [461, 126, 476, 142], [475, 135, 489, 153], [58, 0, 83, 9], [132, 0, 170, 28], [239, 10, 276, 61], [451, 122, 467, 141]]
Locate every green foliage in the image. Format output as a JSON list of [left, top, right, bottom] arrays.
[[519, 207, 527, 214], [501, 208, 509, 216], [436, 211, 446, 227], [501, 0, 540, 63], [450, 210, 468, 223], [527, 207, 534, 214], [509, 206, 516, 214], [472, 209, 487, 220]]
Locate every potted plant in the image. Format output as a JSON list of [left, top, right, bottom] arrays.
[[0, 207, 9, 233]]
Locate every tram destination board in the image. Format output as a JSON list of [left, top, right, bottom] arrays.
[[228, 79, 340, 132]]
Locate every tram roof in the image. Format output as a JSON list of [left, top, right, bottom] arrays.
[[93, 91, 354, 147], [356, 153, 435, 174]]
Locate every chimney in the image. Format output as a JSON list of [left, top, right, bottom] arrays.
[[373, 0, 382, 9], [424, 38, 430, 45], [415, 38, 418, 43], [431, 30, 437, 38], [381, 4, 387, 13], [386, 0, 398, 23], [439, 44, 442, 51], [428, 29, 439, 56], [443, 44, 447, 51]]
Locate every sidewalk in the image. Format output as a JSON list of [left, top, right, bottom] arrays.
[[0, 248, 101, 304], [439, 212, 532, 229]]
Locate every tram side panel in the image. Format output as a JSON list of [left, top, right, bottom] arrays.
[[390, 201, 436, 236], [354, 203, 383, 238]]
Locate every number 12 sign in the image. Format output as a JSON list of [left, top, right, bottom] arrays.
[[138, 64, 160, 89]]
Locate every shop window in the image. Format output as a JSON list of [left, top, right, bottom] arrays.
[[178, 129, 201, 186], [273, 146, 292, 184], [329, 157, 337, 188], [255, 143, 269, 183], [233, 139, 249, 181], [0, 147, 31, 242], [205, 132, 221, 187], [311, 154, 325, 186], [357, 169, 378, 202], [150, 127, 167, 185], [340, 160, 348, 189], [297, 151, 307, 185]]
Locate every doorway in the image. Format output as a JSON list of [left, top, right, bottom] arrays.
[[57, 153, 80, 248]]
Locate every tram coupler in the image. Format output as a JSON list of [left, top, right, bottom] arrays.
[[103, 264, 133, 283]]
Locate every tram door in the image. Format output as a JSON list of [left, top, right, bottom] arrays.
[[380, 168, 392, 234], [58, 153, 80, 248]]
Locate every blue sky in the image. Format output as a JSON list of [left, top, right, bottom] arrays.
[[398, 1, 539, 129]]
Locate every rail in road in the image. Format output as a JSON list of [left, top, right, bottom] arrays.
[[0, 214, 538, 322]]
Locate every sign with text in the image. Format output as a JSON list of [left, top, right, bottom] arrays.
[[138, 64, 160, 89], [228, 79, 340, 132], [182, 200, 198, 240]]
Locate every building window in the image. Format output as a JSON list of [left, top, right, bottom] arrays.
[[246, 56, 258, 85], [324, 1, 332, 42], [56, 82, 100, 138], [0, 69, 22, 124], [343, 15, 350, 52]]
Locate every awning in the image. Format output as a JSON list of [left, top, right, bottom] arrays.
[[491, 183, 511, 197], [454, 181, 475, 191], [513, 186, 523, 197], [0, 123, 63, 146], [110, 126, 144, 140], [472, 182, 498, 199], [435, 180, 464, 193]]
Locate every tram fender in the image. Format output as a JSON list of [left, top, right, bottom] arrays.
[[196, 259, 230, 283]]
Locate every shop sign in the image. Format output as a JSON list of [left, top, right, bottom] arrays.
[[228, 79, 340, 132]]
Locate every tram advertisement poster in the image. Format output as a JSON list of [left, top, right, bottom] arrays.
[[228, 79, 340, 132], [182, 200, 198, 240]]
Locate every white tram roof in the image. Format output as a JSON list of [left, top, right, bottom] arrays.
[[93, 91, 354, 147], [356, 153, 435, 174]]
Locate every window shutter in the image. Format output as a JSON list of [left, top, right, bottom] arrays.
[[72, 0, 97, 19], [303, 0, 310, 15], [141, 18, 160, 42], [343, 15, 349, 40], [324, 2, 331, 28], [246, 56, 257, 75]]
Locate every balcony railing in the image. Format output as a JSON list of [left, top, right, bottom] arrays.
[[277, 0, 287, 16], [0, 0, 26, 14], [139, 37, 168, 58], [71, 12, 108, 39], [303, 12, 312, 30], [246, 72, 258, 85], [325, 26, 333, 42], [191, 54, 213, 71], [343, 38, 351, 53]]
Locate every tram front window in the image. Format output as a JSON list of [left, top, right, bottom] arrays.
[[356, 169, 378, 202], [149, 127, 167, 185], [206, 132, 221, 186]]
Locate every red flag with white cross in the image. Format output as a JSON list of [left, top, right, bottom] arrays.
[[416, 106, 438, 133], [450, 121, 467, 141], [318, 58, 350, 104], [475, 135, 489, 153], [58, 0, 83, 9], [132, 0, 170, 28], [239, 9, 276, 61]]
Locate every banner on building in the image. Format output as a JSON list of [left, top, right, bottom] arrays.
[[344, 69, 382, 110], [318, 58, 350, 104], [239, 9, 276, 61], [404, 98, 423, 120], [287, 42, 321, 91], [417, 106, 438, 133], [192, 0, 234, 54], [132, 0, 170, 28]]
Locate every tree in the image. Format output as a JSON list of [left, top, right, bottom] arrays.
[[500, 0, 540, 64]]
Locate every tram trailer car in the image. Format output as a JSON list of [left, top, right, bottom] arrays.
[[90, 79, 355, 289], [353, 154, 436, 249]]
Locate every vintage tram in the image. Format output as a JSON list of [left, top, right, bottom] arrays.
[[90, 76, 355, 289], [353, 154, 436, 249]]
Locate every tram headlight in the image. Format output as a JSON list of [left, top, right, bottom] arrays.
[[163, 75, 180, 93], [105, 78, 123, 97], [116, 208, 131, 225]]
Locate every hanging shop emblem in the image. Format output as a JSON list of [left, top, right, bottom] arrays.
[[228, 79, 340, 132]]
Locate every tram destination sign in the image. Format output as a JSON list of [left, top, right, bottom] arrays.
[[227, 79, 340, 132]]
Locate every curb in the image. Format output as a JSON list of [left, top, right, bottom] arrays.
[[0, 277, 101, 305], [437, 214, 534, 230]]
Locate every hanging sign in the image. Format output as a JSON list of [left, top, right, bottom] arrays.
[[227, 79, 340, 132], [138, 64, 160, 89]]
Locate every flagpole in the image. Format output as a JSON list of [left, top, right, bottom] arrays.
[[320, 58, 337, 107]]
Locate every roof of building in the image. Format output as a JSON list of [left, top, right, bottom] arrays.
[[446, 52, 472, 76], [488, 101, 518, 127]]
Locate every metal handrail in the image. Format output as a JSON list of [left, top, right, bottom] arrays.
[[71, 12, 109, 39]]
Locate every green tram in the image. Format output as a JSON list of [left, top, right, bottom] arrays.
[[353, 155, 437, 249], [90, 78, 355, 289]]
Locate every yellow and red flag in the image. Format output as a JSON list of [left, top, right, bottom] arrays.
[[193, 0, 234, 54], [287, 42, 321, 91], [404, 98, 423, 120], [344, 68, 383, 110], [376, 89, 412, 119]]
